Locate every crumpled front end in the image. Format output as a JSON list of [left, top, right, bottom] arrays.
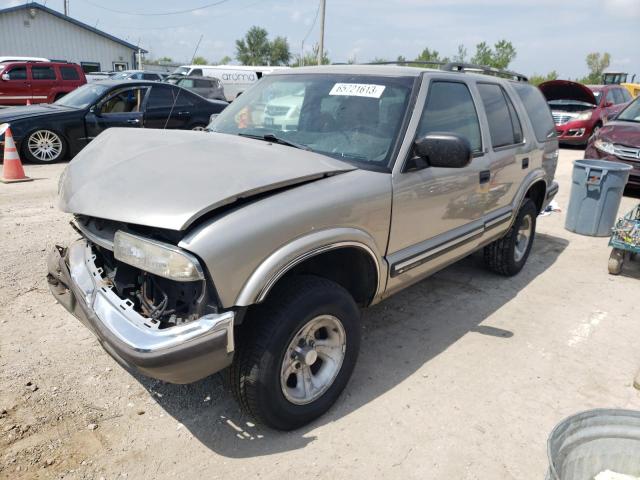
[[46, 232, 235, 384]]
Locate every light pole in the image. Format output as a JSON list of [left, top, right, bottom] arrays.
[[317, 0, 325, 65]]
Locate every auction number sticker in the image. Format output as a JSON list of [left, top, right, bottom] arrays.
[[329, 83, 386, 98]]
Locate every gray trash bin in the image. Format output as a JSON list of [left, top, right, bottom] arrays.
[[546, 409, 640, 480], [565, 159, 632, 237]]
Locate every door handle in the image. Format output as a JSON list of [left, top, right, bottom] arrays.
[[479, 170, 491, 184], [126, 118, 140, 124], [522, 157, 529, 169]]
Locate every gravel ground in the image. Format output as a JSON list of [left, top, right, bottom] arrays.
[[1, 149, 640, 480]]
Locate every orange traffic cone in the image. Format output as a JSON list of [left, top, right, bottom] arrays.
[[1, 125, 32, 183], [26, 99, 31, 106]]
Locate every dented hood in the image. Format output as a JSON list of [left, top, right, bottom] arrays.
[[538, 80, 598, 105], [59, 128, 355, 230]]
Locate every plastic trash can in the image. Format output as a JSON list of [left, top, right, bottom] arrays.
[[546, 409, 640, 480], [565, 159, 632, 237]]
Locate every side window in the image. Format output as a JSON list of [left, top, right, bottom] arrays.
[[195, 79, 210, 88], [477, 83, 521, 148], [416, 81, 482, 153], [6, 66, 27, 80], [613, 89, 627, 104], [101, 88, 146, 114], [179, 79, 195, 89], [190, 69, 203, 76], [620, 89, 632, 103], [60, 66, 80, 80], [32, 66, 56, 80], [142, 73, 158, 81], [174, 89, 195, 107], [146, 86, 175, 109], [513, 83, 555, 142], [606, 89, 616, 105]]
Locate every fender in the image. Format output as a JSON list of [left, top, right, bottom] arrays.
[[234, 227, 386, 307], [508, 168, 547, 225]]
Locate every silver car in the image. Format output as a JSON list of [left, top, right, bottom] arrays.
[[48, 64, 559, 430], [168, 75, 226, 102]]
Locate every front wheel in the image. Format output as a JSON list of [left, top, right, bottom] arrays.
[[228, 275, 360, 430], [608, 249, 624, 275], [484, 198, 537, 276], [22, 129, 66, 164]]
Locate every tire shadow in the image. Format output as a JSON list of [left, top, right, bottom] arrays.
[[135, 232, 569, 458]]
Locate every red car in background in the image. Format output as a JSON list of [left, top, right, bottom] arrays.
[[0, 61, 86, 106], [585, 96, 640, 188], [539, 80, 632, 146]]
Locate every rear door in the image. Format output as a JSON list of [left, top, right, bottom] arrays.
[[84, 86, 148, 140], [29, 64, 57, 103], [0, 64, 30, 105]]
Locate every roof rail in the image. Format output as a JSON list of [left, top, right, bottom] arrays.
[[442, 62, 528, 82], [364, 60, 446, 68]]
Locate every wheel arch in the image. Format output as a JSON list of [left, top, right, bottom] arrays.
[[524, 179, 547, 214], [234, 228, 385, 308]]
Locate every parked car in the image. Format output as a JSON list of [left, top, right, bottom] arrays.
[[171, 64, 289, 101], [166, 75, 226, 101], [539, 80, 632, 145], [0, 61, 86, 106], [603, 71, 640, 98], [48, 64, 558, 430], [585, 96, 640, 188], [109, 70, 164, 82], [85, 71, 114, 83], [0, 80, 227, 163]]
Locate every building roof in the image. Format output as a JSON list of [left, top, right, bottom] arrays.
[[0, 2, 147, 53]]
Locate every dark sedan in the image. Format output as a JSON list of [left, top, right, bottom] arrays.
[[0, 80, 228, 163], [585, 96, 640, 187]]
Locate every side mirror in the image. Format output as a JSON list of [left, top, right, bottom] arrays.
[[409, 133, 472, 170], [1, 73, 9, 81], [90, 104, 102, 116]]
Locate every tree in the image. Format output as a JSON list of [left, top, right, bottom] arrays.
[[452, 44, 467, 63], [235, 26, 291, 66], [192, 56, 208, 65], [471, 40, 516, 69], [294, 43, 329, 66], [581, 52, 611, 84], [529, 70, 559, 86], [415, 47, 448, 64], [269, 36, 291, 66], [218, 55, 233, 65], [370, 57, 389, 64], [157, 56, 173, 64]]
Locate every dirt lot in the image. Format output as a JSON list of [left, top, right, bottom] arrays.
[[1, 149, 640, 479]]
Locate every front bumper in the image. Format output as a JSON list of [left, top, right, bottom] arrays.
[[555, 120, 592, 145], [46, 240, 235, 383]]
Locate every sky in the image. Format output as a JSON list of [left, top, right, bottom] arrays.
[[2, 0, 639, 78]]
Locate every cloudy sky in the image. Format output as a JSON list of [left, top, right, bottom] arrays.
[[3, 0, 639, 78]]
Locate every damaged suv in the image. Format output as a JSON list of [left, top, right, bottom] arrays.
[[48, 64, 559, 430]]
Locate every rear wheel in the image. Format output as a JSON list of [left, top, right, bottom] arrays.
[[484, 198, 537, 276], [608, 249, 624, 275], [228, 275, 360, 430], [22, 129, 66, 164]]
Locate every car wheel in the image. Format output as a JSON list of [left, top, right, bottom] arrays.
[[608, 249, 624, 275], [228, 275, 360, 430], [22, 129, 67, 164], [484, 198, 537, 276]]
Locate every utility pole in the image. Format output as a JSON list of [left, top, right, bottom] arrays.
[[317, 0, 325, 65], [64, 0, 69, 16]]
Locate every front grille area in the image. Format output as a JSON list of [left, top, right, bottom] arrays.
[[614, 145, 640, 162], [552, 112, 575, 125]]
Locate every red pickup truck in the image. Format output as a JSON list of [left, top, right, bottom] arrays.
[[0, 61, 86, 106]]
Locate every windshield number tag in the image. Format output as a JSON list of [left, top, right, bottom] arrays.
[[329, 83, 386, 98]]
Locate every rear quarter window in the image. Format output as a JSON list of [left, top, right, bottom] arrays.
[[513, 83, 555, 143], [60, 66, 80, 80]]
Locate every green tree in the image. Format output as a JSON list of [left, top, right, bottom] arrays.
[[471, 40, 516, 69], [415, 47, 448, 64], [218, 55, 233, 65], [269, 36, 291, 66], [192, 56, 208, 65], [580, 52, 611, 84], [529, 70, 559, 86], [370, 57, 389, 64], [236, 26, 271, 65], [157, 56, 173, 64], [452, 44, 467, 63], [294, 43, 329, 66]]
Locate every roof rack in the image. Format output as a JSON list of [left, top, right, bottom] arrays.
[[442, 62, 528, 82], [361, 60, 528, 82]]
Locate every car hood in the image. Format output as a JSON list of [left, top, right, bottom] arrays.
[[539, 80, 597, 105], [599, 121, 640, 145], [0, 104, 73, 122], [58, 128, 356, 230]]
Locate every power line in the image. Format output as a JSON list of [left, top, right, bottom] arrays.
[[302, 0, 321, 44], [79, 0, 232, 16]]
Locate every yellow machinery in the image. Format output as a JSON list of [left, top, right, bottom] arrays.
[[603, 72, 640, 98]]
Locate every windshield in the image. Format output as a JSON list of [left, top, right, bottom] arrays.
[[110, 72, 131, 80], [210, 73, 414, 167], [618, 98, 640, 123], [172, 67, 190, 75], [54, 83, 109, 109]]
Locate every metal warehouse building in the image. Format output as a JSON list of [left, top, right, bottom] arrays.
[[0, 2, 146, 73]]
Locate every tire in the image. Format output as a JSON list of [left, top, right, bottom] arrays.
[[608, 249, 624, 275], [484, 198, 537, 276], [228, 275, 361, 430], [21, 129, 67, 164]]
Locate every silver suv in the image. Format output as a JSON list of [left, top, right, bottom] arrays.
[[48, 64, 558, 430]]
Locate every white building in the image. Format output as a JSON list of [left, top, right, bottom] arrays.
[[0, 2, 147, 73]]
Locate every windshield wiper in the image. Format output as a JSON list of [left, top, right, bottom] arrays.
[[237, 132, 310, 151]]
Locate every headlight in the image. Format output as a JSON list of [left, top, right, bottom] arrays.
[[574, 111, 593, 121], [113, 231, 204, 282], [594, 139, 616, 155]]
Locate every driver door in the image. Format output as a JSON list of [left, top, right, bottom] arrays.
[[84, 86, 149, 142]]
